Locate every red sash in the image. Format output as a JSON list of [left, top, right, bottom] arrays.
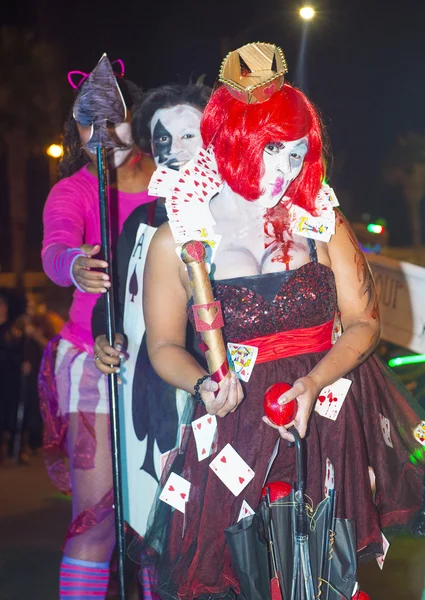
[[240, 318, 334, 364]]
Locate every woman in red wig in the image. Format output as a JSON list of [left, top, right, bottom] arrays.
[[137, 43, 425, 600]]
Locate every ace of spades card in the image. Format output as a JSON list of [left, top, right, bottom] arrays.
[[209, 444, 255, 497]]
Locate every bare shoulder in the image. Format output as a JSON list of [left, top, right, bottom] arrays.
[[148, 223, 188, 288], [329, 209, 358, 246], [152, 221, 173, 244], [150, 223, 178, 257]]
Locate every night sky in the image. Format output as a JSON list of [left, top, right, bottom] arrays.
[[2, 0, 425, 269]]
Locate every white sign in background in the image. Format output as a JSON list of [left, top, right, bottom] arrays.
[[368, 254, 425, 354]]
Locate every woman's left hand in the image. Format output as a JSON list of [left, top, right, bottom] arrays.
[[262, 375, 320, 442]]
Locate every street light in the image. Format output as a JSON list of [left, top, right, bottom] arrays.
[[46, 143, 63, 158], [300, 6, 315, 20], [46, 144, 63, 187], [296, 6, 316, 92]]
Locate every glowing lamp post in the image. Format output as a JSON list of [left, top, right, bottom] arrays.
[[300, 6, 315, 20], [296, 6, 316, 92], [46, 144, 63, 187], [46, 143, 64, 158]]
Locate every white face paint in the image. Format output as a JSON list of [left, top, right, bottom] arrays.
[[108, 121, 133, 168], [257, 137, 309, 208], [150, 104, 203, 170], [77, 120, 134, 169]]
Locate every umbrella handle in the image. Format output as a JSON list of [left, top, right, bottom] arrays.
[[288, 428, 309, 538], [288, 428, 305, 495]]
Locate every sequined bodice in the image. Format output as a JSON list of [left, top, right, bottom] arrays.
[[211, 261, 337, 343]]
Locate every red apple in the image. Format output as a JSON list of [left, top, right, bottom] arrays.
[[264, 382, 297, 426], [262, 481, 293, 502], [352, 592, 371, 600]]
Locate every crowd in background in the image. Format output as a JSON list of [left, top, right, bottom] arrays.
[[0, 287, 63, 464]]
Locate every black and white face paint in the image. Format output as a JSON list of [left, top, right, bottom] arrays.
[[150, 104, 203, 170]]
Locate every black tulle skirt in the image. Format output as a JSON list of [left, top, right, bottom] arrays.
[[130, 351, 425, 600]]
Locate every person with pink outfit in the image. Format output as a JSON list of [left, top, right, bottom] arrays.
[[38, 56, 156, 599]]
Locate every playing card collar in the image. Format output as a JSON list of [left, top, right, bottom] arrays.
[[149, 156, 339, 246], [148, 146, 223, 244]]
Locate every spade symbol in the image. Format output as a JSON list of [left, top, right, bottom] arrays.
[[129, 265, 138, 302], [141, 428, 158, 482]]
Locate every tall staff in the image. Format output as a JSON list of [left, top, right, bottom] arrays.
[[73, 54, 128, 600], [97, 147, 126, 600]]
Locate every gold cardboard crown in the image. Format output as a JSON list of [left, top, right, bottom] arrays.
[[219, 42, 288, 105]]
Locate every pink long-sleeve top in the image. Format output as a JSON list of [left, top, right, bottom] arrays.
[[42, 165, 156, 355]]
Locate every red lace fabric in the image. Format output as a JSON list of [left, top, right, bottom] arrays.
[[38, 337, 113, 545], [38, 336, 71, 494]]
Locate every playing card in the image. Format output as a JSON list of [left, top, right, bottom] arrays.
[[376, 532, 390, 569], [368, 466, 376, 499], [202, 234, 222, 265], [315, 378, 352, 421], [178, 424, 192, 453], [192, 414, 217, 461], [326, 185, 340, 207], [324, 457, 335, 497], [209, 444, 255, 497], [317, 184, 339, 209], [290, 210, 334, 242], [159, 447, 179, 483], [332, 313, 342, 344], [379, 414, 393, 448], [183, 164, 221, 196], [159, 472, 190, 514], [227, 343, 258, 382], [413, 420, 425, 446], [237, 500, 255, 522], [149, 146, 223, 245], [290, 184, 337, 242]]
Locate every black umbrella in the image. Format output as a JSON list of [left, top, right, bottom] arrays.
[[225, 430, 358, 600]]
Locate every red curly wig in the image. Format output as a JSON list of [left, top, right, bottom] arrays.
[[200, 83, 324, 213]]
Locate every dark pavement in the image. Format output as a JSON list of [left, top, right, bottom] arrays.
[[0, 456, 424, 600], [0, 455, 70, 600]]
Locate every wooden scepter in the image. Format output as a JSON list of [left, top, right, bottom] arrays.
[[181, 240, 230, 385]]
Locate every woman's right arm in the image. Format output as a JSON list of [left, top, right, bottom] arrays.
[[144, 224, 244, 415]]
